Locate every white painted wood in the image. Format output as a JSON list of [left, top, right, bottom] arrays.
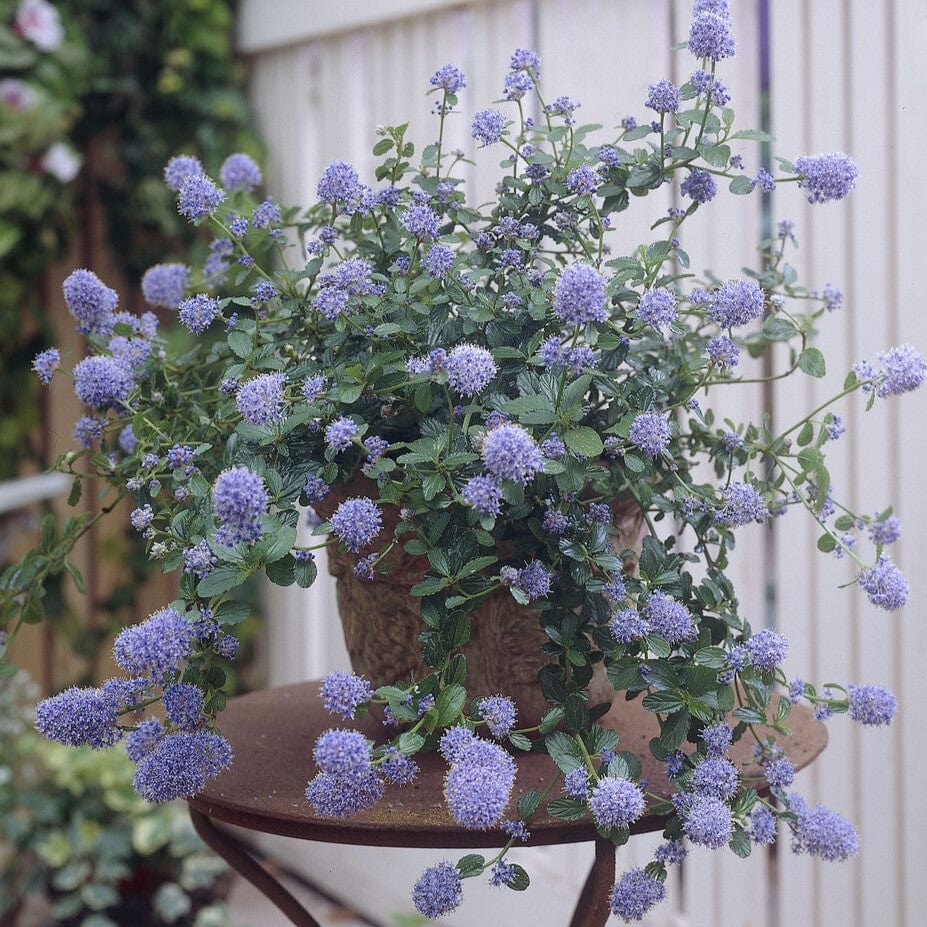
[[0, 473, 70, 515], [241, 1, 926, 923]]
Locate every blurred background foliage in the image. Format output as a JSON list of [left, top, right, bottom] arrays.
[[0, 670, 232, 927], [0, 0, 262, 479]]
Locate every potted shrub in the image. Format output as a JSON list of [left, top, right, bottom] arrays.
[[2, 1, 920, 920]]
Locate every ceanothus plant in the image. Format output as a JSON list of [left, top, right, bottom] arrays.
[[2, 1, 922, 920]]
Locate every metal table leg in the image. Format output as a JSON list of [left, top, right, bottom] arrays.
[[569, 837, 616, 927], [189, 808, 323, 927]]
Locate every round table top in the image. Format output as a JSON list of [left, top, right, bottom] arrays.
[[187, 680, 827, 849]]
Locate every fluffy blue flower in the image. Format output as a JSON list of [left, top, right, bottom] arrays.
[[637, 287, 677, 328], [314, 729, 372, 776], [302, 375, 327, 403], [317, 160, 362, 205], [401, 204, 440, 239], [305, 767, 385, 818], [871, 344, 927, 397], [133, 730, 232, 802], [381, 747, 419, 785], [588, 776, 646, 828], [646, 79, 680, 113], [765, 757, 796, 789], [73, 356, 134, 411], [462, 475, 503, 516], [746, 628, 789, 671], [182, 541, 217, 579], [63, 269, 117, 334], [162, 683, 205, 731], [708, 279, 765, 327], [715, 481, 769, 527], [444, 344, 497, 396], [567, 166, 600, 195], [325, 416, 359, 451], [691, 757, 739, 799], [125, 718, 164, 762], [629, 412, 671, 457], [220, 153, 262, 192], [706, 334, 740, 368], [424, 244, 455, 277], [794, 153, 859, 203], [564, 767, 590, 799], [34, 686, 120, 748], [682, 793, 733, 848], [236, 373, 286, 426], [644, 590, 696, 644], [681, 168, 718, 204], [444, 738, 516, 828], [610, 608, 649, 644], [320, 672, 374, 719], [32, 348, 61, 384], [471, 108, 507, 146], [412, 862, 462, 919], [439, 726, 476, 764], [479, 695, 517, 738], [329, 497, 382, 552], [211, 467, 269, 545], [113, 607, 194, 676], [700, 723, 732, 757], [789, 795, 859, 860], [510, 560, 551, 602], [510, 48, 541, 71], [847, 684, 897, 726], [430, 64, 466, 94], [554, 263, 607, 324], [178, 173, 225, 221], [481, 423, 544, 484], [141, 263, 189, 309], [178, 294, 219, 334], [164, 155, 203, 192], [609, 869, 666, 922], [689, 10, 736, 60], [504, 70, 533, 100], [749, 806, 778, 844]]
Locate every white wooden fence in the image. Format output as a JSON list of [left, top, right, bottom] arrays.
[[239, 2, 927, 924]]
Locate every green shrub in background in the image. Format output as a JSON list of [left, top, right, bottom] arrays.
[[0, 670, 231, 927], [0, 0, 261, 479]]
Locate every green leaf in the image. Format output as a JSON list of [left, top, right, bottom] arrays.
[[544, 731, 584, 773], [729, 175, 754, 195], [398, 731, 426, 754], [456, 853, 485, 879], [658, 709, 690, 752], [509, 732, 533, 751], [197, 565, 244, 597], [798, 347, 826, 378], [67, 478, 82, 507], [729, 825, 753, 858], [266, 554, 296, 586], [732, 129, 775, 142], [215, 600, 251, 625], [642, 691, 686, 714], [295, 557, 318, 588], [506, 863, 530, 891], [694, 646, 727, 669], [563, 426, 604, 457], [227, 330, 253, 358], [435, 684, 467, 725], [732, 706, 767, 725], [410, 576, 451, 596], [422, 472, 445, 501], [816, 533, 837, 553], [547, 797, 588, 821], [518, 789, 542, 819], [373, 138, 394, 156], [796, 421, 815, 446]]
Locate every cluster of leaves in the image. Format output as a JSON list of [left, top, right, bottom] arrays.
[[0, 670, 230, 927]]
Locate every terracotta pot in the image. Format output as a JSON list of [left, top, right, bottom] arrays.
[[316, 477, 644, 726]]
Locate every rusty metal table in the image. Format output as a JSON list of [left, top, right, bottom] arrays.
[[187, 682, 826, 927]]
